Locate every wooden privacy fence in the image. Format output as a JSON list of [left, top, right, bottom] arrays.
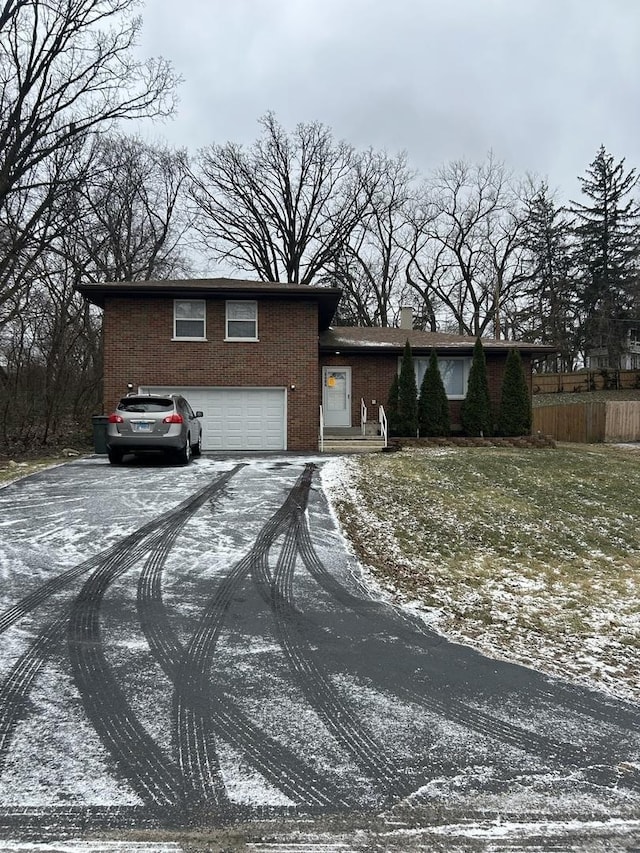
[[533, 369, 640, 394], [605, 402, 640, 442], [533, 403, 606, 443], [532, 402, 640, 443]]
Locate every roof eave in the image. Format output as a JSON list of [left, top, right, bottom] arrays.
[[319, 341, 559, 356]]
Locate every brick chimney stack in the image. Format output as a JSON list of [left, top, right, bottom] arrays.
[[400, 306, 413, 330]]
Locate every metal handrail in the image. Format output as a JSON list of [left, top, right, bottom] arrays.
[[361, 397, 367, 436], [319, 404, 324, 453], [379, 404, 388, 448]]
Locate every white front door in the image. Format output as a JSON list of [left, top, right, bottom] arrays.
[[322, 367, 351, 428]]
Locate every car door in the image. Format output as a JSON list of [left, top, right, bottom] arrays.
[[180, 397, 200, 441]]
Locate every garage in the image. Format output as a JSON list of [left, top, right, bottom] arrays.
[[141, 386, 287, 451]]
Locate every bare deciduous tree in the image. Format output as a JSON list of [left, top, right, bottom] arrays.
[[189, 112, 380, 285], [64, 134, 191, 282], [0, 1, 179, 450], [0, 0, 178, 318], [0, 258, 102, 449], [0, 0, 176, 207], [406, 155, 537, 338], [327, 152, 415, 326]]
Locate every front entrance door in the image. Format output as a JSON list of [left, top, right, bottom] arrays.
[[322, 366, 351, 428]]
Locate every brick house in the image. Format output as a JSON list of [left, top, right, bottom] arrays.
[[78, 278, 553, 451]]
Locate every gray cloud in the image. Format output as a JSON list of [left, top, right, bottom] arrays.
[[137, 0, 640, 201]]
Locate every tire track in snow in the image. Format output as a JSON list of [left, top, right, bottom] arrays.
[[172, 466, 354, 810], [248, 466, 407, 800], [0, 530, 175, 782], [134, 466, 243, 813], [269, 519, 405, 797], [137, 488, 347, 810], [0, 472, 243, 637], [0, 617, 64, 776], [65, 469, 244, 811]]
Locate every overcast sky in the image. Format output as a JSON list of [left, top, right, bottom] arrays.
[[136, 0, 640, 204]]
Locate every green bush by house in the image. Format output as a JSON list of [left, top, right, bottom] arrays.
[[418, 349, 451, 436], [461, 338, 493, 436], [498, 348, 532, 436]]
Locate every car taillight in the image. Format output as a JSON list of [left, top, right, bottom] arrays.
[[108, 413, 124, 423], [163, 413, 183, 424]]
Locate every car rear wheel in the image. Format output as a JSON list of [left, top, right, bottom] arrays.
[[108, 449, 123, 465], [191, 432, 202, 457], [176, 437, 192, 465]]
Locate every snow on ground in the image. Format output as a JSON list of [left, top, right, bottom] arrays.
[[1, 455, 640, 850], [320, 453, 640, 705], [0, 845, 181, 852]]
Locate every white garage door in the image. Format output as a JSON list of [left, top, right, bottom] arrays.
[[141, 387, 287, 451]]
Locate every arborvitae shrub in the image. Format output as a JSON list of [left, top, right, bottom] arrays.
[[386, 373, 400, 435], [461, 337, 493, 436], [396, 340, 418, 436], [497, 348, 531, 436], [418, 349, 450, 436]]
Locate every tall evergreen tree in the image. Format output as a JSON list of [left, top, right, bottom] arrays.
[[418, 350, 450, 436], [396, 339, 418, 436], [497, 349, 531, 436], [519, 183, 579, 370], [569, 146, 640, 367], [386, 373, 399, 436], [461, 338, 492, 436]]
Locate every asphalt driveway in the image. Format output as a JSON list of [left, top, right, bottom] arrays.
[[0, 455, 639, 850]]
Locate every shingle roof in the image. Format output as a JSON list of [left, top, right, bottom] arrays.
[[319, 326, 557, 355]]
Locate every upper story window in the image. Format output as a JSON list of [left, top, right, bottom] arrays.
[[411, 356, 472, 399], [174, 300, 206, 340], [226, 300, 258, 340]]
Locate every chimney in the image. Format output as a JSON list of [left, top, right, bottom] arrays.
[[400, 306, 413, 330]]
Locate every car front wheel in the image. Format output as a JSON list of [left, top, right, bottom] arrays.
[[191, 432, 202, 457]]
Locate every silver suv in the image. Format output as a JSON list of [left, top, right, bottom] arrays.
[[106, 394, 204, 465]]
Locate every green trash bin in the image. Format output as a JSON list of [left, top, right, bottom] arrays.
[[92, 415, 109, 455]]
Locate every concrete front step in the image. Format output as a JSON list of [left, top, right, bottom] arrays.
[[322, 426, 381, 437], [320, 439, 386, 454]]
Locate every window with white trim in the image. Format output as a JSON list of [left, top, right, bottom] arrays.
[[412, 357, 472, 399], [174, 299, 206, 340], [226, 300, 258, 340]]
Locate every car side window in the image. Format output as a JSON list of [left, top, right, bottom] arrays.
[[179, 397, 194, 418]]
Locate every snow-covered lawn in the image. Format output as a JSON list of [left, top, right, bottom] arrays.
[[321, 443, 640, 704]]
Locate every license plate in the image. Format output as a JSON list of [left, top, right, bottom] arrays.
[[133, 422, 152, 432]]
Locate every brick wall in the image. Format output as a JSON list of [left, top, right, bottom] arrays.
[[320, 350, 526, 432], [102, 297, 319, 450]]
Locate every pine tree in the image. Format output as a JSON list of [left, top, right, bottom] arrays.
[[418, 349, 450, 436], [522, 184, 578, 370], [569, 146, 640, 367], [497, 349, 531, 436], [461, 338, 492, 436], [386, 373, 399, 436], [396, 339, 418, 436]]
